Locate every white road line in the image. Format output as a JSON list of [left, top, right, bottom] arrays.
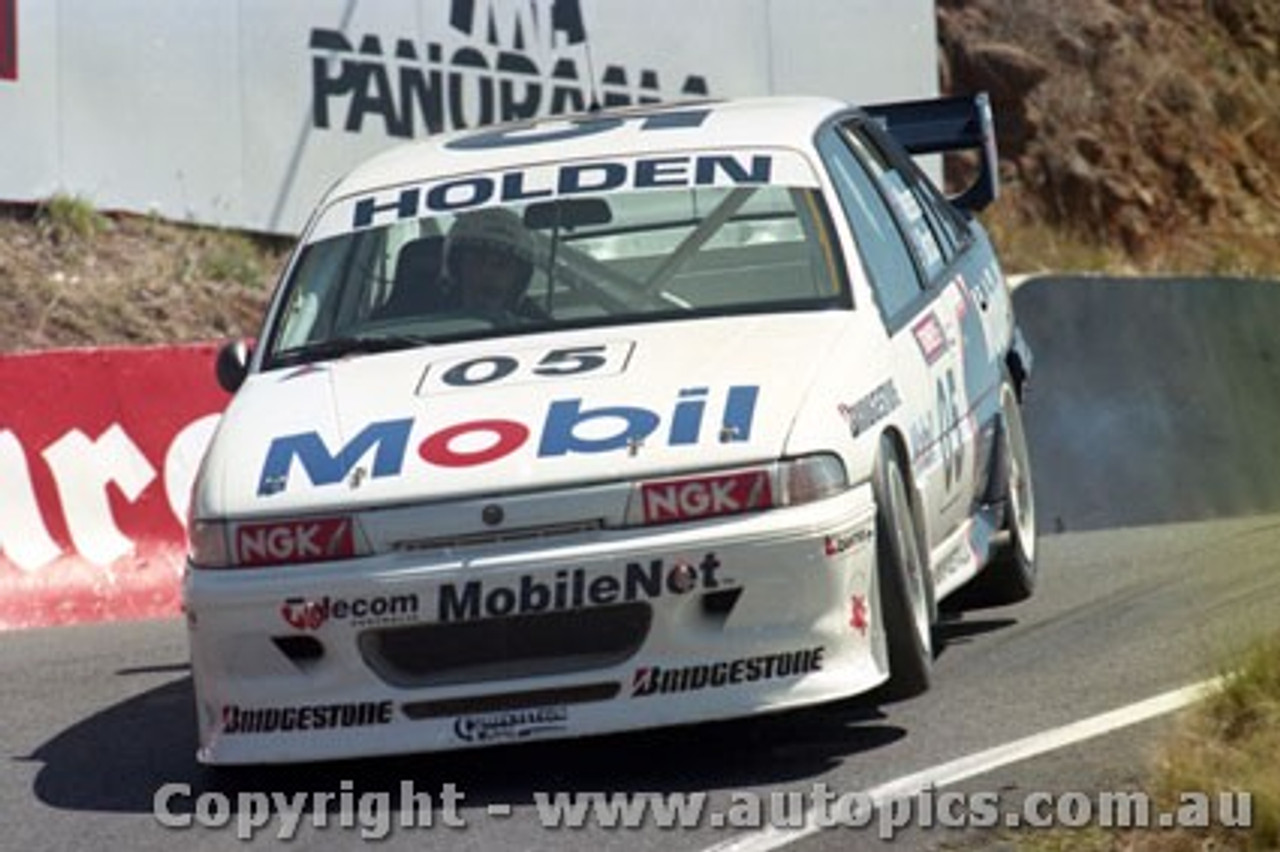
[[702, 678, 1221, 852]]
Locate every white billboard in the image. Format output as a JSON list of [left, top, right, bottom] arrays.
[[0, 0, 936, 234]]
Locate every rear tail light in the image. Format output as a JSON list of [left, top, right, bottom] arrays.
[[188, 515, 367, 569], [777, 454, 847, 505], [628, 454, 847, 526], [188, 519, 231, 569]]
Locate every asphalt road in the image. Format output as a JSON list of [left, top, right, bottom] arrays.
[[4, 514, 1279, 851], [5, 276, 1280, 850]]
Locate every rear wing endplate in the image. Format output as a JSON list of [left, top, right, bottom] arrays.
[[861, 92, 999, 213]]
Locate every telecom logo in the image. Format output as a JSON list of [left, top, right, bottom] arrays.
[[280, 593, 421, 631]]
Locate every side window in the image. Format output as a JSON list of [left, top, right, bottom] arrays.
[[841, 125, 949, 282], [911, 163, 972, 253], [818, 129, 923, 321]]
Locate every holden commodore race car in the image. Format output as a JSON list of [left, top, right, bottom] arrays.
[[186, 94, 1036, 764]]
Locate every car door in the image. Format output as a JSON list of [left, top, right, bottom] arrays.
[[818, 119, 996, 558]]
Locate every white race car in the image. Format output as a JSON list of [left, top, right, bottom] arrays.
[[187, 95, 1036, 765]]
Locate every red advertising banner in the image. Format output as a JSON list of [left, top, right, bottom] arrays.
[[0, 344, 230, 629]]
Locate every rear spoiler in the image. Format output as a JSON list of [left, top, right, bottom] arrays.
[[861, 92, 999, 213]]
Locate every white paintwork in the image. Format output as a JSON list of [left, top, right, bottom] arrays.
[[187, 95, 1025, 764]]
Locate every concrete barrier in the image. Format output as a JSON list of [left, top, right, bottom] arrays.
[[1015, 275, 1280, 533]]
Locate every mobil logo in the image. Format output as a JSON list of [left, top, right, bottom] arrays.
[[257, 385, 759, 496]]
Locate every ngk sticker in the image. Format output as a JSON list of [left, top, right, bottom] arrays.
[[912, 313, 949, 365], [235, 517, 354, 566], [641, 470, 771, 523]]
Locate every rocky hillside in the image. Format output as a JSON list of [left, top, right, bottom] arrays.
[[2, 0, 1279, 350], [939, 0, 1280, 272]]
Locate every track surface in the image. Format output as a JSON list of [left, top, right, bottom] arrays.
[[4, 277, 1280, 851]]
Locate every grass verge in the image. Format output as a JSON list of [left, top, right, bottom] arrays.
[[988, 631, 1280, 851]]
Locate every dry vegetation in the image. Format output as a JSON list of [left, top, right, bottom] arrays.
[[1140, 633, 1280, 850], [3, 1, 1280, 350], [0, 198, 287, 351], [976, 632, 1280, 852], [940, 0, 1280, 277]]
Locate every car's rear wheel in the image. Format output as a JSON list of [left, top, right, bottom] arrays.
[[873, 436, 933, 700], [969, 383, 1038, 604]]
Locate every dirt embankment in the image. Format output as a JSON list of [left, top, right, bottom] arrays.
[[0, 210, 285, 350], [3, 0, 1280, 350], [939, 0, 1280, 272]]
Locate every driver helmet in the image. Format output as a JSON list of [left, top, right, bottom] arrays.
[[443, 208, 536, 304]]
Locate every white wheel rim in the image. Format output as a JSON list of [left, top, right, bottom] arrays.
[[892, 469, 931, 653], [1006, 394, 1036, 564]]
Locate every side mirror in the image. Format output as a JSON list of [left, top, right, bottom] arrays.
[[215, 339, 252, 394]]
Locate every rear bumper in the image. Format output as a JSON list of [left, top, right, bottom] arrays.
[[185, 485, 886, 765]]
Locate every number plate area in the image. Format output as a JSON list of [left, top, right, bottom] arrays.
[[417, 341, 636, 396]]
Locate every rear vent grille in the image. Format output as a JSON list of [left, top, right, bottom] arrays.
[[401, 683, 620, 719], [360, 603, 651, 688], [391, 519, 604, 553]]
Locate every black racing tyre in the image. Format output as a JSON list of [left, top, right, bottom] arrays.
[[872, 436, 934, 701], [197, 763, 261, 793], [968, 382, 1038, 605]]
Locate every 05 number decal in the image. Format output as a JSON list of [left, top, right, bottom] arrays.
[[420, 341, 634, 395], [440, 356, 519, 387], [936, 368, 964, 492], [445, 110, 711, 151]]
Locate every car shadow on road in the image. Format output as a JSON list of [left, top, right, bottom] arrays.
[[932, 614, 1019, 657], [25, 671, 907, 815]]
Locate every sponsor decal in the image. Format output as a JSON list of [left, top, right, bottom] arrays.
[[641, 469, 771, 524], [823, 527, 873, 557], [257, 385, 759, 497], [953, 274, 969, 320], [453, 706, 568, 743], [837, 379, 901, 438], [310, 0, 710, 141], [221, 700, 394, 735], [911, 312, 948, 365], [348, 154, 774, 229], [446, 107, 712, 152], [849, 594, 868, 635], [631, 647, 824, 697], [0, 0, 15, 82], [420, 341, 635, 395], [280, 593, 420, 631], [909, 413, 938, 467], [935, 367, 965, 494], [235, 517, 354, 565], [438, 553, 725, 622]]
